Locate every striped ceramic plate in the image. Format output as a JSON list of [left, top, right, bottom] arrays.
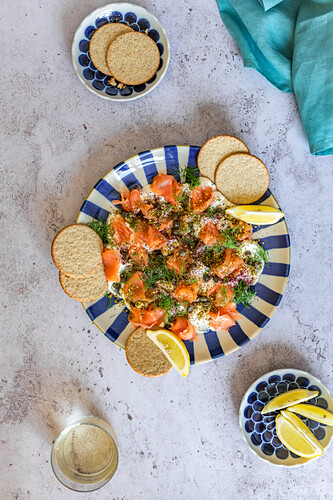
[[77, 146, 290, 364]]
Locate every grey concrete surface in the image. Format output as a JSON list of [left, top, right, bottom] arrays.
[[1, 1, 332, 499]]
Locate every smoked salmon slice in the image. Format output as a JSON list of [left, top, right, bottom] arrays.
[[128, 305, 165, 328], [223, 302, 241, 321], [128, 244, 149, 267], [113, 187, 152, 215], [159, 217, 174, 232], [148, 225, 168, 251], [213, 248, 243, 279], [207, 283, 234, 307], [199, 220, 222, 246], [190, 185, 214, 213], [234, 221, 253, 241], [150, 173, 182, 206], [111, 214, 132, 245], [166, 248, 191, 275], [209, 302, 241, 331], [123, 271, 150, 302], [171, 317, 198, 342], [173, 282, 198, 303], [133, 221, 149, 245], [102, 248, 121, 282], [112, 187, 139, 212]]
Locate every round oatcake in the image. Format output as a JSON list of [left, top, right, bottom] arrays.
[[215, 153, 270, 204], [198, 135, 249, 183], [125, 328, 172, 378], [59, 263, 108, 302], [51, 224, 103, 278], [106, 31, 160, 85], [89, 23, 133, 76]]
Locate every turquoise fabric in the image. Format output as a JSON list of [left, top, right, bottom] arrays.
[[217, 0, 333, 155], [257, 0, 284, 11]]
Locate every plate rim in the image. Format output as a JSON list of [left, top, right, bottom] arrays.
[[77, 145, 291, 363], [239, 368, 333, 467], [71, 2, 170, 102]]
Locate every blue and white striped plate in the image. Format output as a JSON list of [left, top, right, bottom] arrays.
[[77, 146, 291, 364]]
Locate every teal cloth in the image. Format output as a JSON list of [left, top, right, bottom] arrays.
[[257, 0, 284, 11], [217, 0, 333, 155]]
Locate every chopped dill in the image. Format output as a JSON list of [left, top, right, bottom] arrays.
[[221, 227, 239, 250], [180, 165, 200, 189], [158, 295, 176, 319], [104, 291, 113, 310], [254, 245, 269, 264], [234, 281, 256, 308], [88, 218, 111, 245], [143, 255, 179, 288], [142, 268, 161, 288]]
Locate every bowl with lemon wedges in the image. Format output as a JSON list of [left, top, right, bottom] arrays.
[[239, 369, 333, 466]]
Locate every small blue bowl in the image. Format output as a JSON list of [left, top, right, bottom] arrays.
[[239, 369, 333, 466], [72, 3, 170, 101]]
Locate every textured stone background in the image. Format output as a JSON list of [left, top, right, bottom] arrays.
[[1, 1, 332, 499]]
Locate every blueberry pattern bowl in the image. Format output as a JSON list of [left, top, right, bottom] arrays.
[[239, 369, 333, 466], [72, 3, 170, 101]]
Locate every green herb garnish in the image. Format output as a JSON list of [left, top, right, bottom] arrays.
[[233, 281, 256, 308], [143, 255, 179, 288], [221, 226, 239, 250], [254, 244, 269, 264], [88, 218, 111, 245], [158, 294, 176, 315], [180, 165, 200, 189], [104, 291, 113, 310]]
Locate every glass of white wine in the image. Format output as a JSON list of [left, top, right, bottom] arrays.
[[51, 416, 119, 492]]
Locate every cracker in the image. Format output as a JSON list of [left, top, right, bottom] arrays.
[[89, 23, 133, 75], [215, 153, 270, 204], [51, 224, 103, 278], [125, 328, 172, 378], [198, 135, 249, 182], [59, 263, 108, 302], [106, 31, 160, 85]]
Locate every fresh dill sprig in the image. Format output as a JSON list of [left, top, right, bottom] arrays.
[[158, 294, 176, 317], [143, 255, 179, 288], [254, 244, 269, 264], [88, 218, 111, 245], [233, 282, 257, 308], [104, 291, 113, 310], [142, 268, 162, 289], [221, 227, 239, 250], [180, 165, 200, 189]]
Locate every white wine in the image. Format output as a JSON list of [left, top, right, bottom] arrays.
[[61, 424, 116, 475], [51, 417, 118, 492]]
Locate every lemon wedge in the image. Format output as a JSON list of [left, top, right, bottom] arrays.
[[226, 205, 284, 225], [261, 389, 319, 414], [146, 328, 190, 377], [287, 404, 333, 426], [276, 410, 324, 458]]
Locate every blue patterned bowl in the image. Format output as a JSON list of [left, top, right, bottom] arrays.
[[76, 145, 291, 364], [72, 3, 170, 101], [239, 369, 333, 466]]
